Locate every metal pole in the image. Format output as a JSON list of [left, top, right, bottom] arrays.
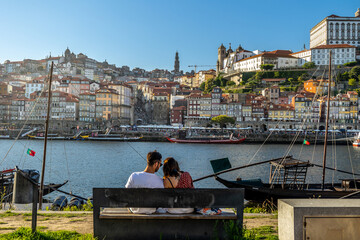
[[31, 184, 38, 233], [322, 51, 332, 190], [39, 61, 54, 209]]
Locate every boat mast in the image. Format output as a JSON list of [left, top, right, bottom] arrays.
[[39, 61, 54, 209], [321, 51, 332, 190]]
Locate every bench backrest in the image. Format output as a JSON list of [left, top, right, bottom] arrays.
[[93, 188, 244, 208]]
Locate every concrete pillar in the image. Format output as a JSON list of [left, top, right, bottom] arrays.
[[12, 171, 36, 204]]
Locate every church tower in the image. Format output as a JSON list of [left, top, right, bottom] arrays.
[[174, 51, 180, 73], [217, 44, 226, 74]]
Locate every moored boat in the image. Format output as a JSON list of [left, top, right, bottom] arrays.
[[166, 136, 246, 144]]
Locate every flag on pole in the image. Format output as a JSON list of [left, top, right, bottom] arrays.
[[303, 140, 310, 145], [27, 148, 36, 157]]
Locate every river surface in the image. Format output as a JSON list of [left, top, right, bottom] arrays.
[[1, 139, 360, 200]]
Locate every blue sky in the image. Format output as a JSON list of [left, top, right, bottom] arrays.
[[0, 0, 358, 72]]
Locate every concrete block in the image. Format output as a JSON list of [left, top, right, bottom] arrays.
[[12, 172, 35, 204], [278, 199, 360, 240]]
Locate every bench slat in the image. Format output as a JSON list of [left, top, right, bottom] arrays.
[[100, 212, 237, 220]]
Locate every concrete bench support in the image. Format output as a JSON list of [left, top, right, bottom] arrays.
[[278, 199, 360, 240]]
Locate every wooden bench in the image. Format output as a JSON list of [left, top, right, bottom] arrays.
[[93, 188, 244, 240]]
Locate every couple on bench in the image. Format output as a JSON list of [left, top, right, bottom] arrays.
[[125, 151, 221, 215]]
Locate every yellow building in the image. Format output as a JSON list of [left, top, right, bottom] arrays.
[[180, 75, 195, 88], [0, 83, 13, 95], [268, 104, 294, 120], [195, 70, 216, 87], [242, 104, 252, 121], [95, 88, 120, 121]]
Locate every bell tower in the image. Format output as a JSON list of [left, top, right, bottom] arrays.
[[217, 44, 226, 73], [174, 51, 180, 73]]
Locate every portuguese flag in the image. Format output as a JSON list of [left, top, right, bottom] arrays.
[[27, 148, 36, 157], [303, 140, 310, 145]]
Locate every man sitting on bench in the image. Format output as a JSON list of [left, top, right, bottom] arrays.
[[125, 151, 164, 214]]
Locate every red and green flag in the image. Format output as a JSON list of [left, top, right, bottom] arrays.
[[303, 140, 310, 145], [27, 148, 36, 157]]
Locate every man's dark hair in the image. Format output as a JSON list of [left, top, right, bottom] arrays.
[[147, 151, 162, 166]]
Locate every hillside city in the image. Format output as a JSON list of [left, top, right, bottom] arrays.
[[1, 9, 360, 132]]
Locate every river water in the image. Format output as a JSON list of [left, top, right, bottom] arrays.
[[1, 139, 360, 200]]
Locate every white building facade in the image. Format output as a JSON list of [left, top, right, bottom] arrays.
[[310, 9, 360, 59], [311, 44, 356, 65]]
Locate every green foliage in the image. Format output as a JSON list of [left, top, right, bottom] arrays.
[[298, 73, 309, 82], [349, 66, 360, 79], [260, 64, 274, 70], [244, 207, 268, 214], [0, 187, 6, 210], [349, 78, 357, 86], [202, 73, 229, 93], [280, 86, 297, 92], [343, 61, 358, 67], [242, 72, 256, 82], [0, 227, 96, 240], [336, 72, 350, 82], [227, 81, 236, 86], [199, 82, 206, 91], [273, 71, 280, 78], [218, 221, 278, 240], [302, 62, 316, 69], [61, 200, 93, 211], [0, 211, 21, 217], [211, 115, 235, 128]]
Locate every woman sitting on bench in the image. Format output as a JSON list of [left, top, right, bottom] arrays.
[[163, 157, 222, 215], [163, 157, 194, 214]]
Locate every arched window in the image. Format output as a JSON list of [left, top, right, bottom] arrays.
[[341, 23, 345, 39]]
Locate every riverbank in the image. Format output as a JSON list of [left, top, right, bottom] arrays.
[[3, 131, 356, 145], [0, 210, 278, 238]]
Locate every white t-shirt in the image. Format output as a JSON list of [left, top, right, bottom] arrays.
[[125, 171, 164, 214]]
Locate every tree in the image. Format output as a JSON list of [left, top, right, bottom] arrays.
[[343, 61, 357, 67], [199, 82, 206, 91], [37, 66, 44, 71], [349, 66, 360, 79], [303, 62, 316, 69], [298, 73, 309, 82], [211, 115, 235, 128], [260, 64, 274, 70], [226, 81, 236, 86], [349, 78, 357, 86]]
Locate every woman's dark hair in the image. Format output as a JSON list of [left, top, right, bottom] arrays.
[[163, 157, 180, 178]]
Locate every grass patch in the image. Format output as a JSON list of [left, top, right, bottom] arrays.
[[69, 219, 85, 222], [0, 211, 21, 217], [0, 227, 16, 230], [0, 227, 96, 239], [245, 200, 277, 214], [250, 226, 278, 240], [244, 215, 277, 219], [37, 226, 48, 230], [219, 221, 278, 240], [37, 213, 88, 218], [0, 222, 7, 224]]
